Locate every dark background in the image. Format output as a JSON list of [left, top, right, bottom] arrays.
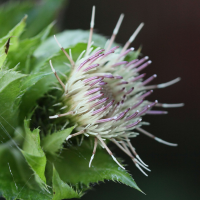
[[1, 0, 200, 199]]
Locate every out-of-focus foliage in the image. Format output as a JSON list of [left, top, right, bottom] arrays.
[[0, 0, 67, 38]]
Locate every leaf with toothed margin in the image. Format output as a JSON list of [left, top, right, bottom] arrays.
[[6, 21, 55, 73], [47, 140, 142, 193], [21, 120, 47, 190], [42, 126, 74, 155], [21, 72, 52, 92], [0, 146, 52, 200], [0, 15, 27, 51], [52, 166, 81, 200], [0, 70, 26, 140], [19, 72, 54, 122]]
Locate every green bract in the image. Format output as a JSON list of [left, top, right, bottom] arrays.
[[0, 2, 141, 200]]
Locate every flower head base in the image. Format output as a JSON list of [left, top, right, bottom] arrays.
[[49, 6, 183, 176]]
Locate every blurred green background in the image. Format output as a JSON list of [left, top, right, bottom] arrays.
[[0, 0, 199, 199]]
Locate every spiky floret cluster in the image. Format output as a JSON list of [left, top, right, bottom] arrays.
[[49, 6, 183, 176]]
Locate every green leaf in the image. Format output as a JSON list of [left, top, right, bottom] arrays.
[[125, 47, 142, 62], [32, 42, 87, 76], [0, 70, 25, 92], [21, 72, 52, 91], [0, 0, 67, 38], [22, 0, 67, 38], [42, 126, 74, 155], [0, 38, 11, 68], [0, 146, 51, 200], [0, 1, 32, 38], [45, 42, 88, 75], [22, 120, 47, 189], [0, 15, 27, 51], [52, 166, 81, 200], [0, 70, 51, 140], [50, 140, 142, 192], [6, 22, 54, 73], [37, 21, 56, 42], [0, 70, 26, 139], [34, 30, 110, 58], [19, 73, 53, 121]]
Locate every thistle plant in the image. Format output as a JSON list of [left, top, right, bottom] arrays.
[[0, 2, 183, 200], [49, 6, 182, 175]]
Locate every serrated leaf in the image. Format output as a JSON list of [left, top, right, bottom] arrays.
[[50, 140, 142, 192], [0, 70, 51, 140], [6, 22, 54, 73], [0, 70, 25, 92], [22, 120, 47, 188], [19, 73, 53, 121], [52, 166, 81, 200], [0, 70, 51, 137], [0, 15, 27, 51], [21, 72, 52, 91], [42, 126, 74, 155], [0, 145, 51, 200], [0, 70, 26, 139]]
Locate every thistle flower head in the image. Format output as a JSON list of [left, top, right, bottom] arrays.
[[49, 6, 183, 176]]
